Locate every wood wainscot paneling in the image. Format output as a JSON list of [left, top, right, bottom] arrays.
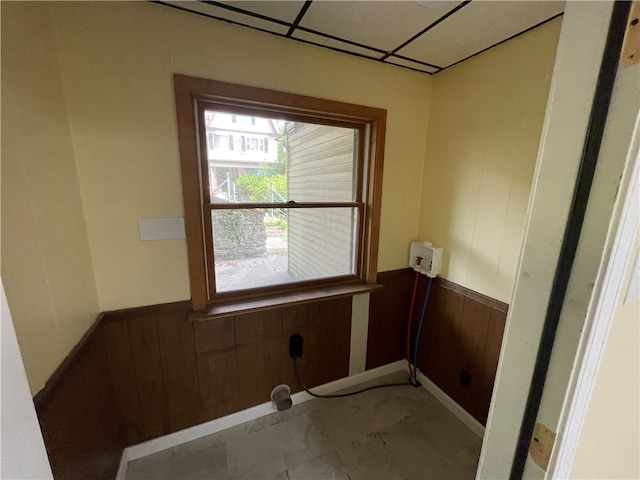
[[33, 316, 124, 480], [102, 296, 352, 444], [32, 295, 352, 479], [367, 269, 508, 425], [366, 269, 415, 369]]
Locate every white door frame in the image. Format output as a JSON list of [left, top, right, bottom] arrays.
[[477, 3, 616, 477], [478, 2, 638, 478], [548, 113, 639, 478], [0, 280, 54, 479]]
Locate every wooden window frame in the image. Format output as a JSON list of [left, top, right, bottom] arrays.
[[174, 74, 386, 311]]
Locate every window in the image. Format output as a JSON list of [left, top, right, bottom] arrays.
[[239, 135, 269, 153], [213, 134, 227, 149], [207, 132, 233, 151], [174, 75, 386, 310]]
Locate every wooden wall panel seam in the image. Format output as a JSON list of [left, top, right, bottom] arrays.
[[156, 312, 202, 433], [103, 318, 145, 445], [127, 315, 168, 438], [191, 315, 206, 424]]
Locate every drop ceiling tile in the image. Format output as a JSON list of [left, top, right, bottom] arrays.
[[397, 0, 564, 68], [164, 1, 290, 35], [293, 30, 383, 58], [385, 56, 439, 73], [216, 1, 306, 24], [299, 0, 463, 52]]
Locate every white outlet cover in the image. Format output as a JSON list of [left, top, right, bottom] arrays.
[[138, 218, 186, 241]]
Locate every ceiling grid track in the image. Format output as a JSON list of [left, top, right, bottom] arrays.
[[200, 0, 290, 27], [380, 0, 472, 63], [152, 0, 566, 76], [295, 25, 388, 56], [287, 0, 313, 37]]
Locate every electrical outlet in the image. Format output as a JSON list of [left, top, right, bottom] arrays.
[[460, 369, 471, 387], [289, 334, 303, 359]]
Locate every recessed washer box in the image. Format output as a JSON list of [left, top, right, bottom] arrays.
[[409, 241, 443, 278]]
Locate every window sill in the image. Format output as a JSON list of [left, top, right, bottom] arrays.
[[189, 282, 382, 321]]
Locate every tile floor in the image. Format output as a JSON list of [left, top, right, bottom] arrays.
[[126, 371, 483, 480]]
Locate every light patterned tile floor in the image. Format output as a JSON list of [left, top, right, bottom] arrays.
[[126, 372, 482, 480]]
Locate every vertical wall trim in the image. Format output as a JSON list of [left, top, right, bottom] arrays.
[[349, 293, 370, 376], [1, 282, 53, 479], [549, 108, 640, 479], [477, 3, 616, 477], [510, 2, 631, 478]]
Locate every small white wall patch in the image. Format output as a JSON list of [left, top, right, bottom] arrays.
[[138, 218, 186, 241]]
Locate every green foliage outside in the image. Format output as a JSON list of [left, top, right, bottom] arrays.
[[235, 128, 289, 233], [264, 216, 288, 229], [236, 169, 286, 202], [235, 129, 288, 202]]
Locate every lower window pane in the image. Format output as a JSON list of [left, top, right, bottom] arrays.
[[211, 207, 357, 293]]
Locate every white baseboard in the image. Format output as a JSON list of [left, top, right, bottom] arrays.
[[118, 359, 484, 477], [123, 360, 406, 463], [413, 368, 485, 438], [115, 449, 129, 480]]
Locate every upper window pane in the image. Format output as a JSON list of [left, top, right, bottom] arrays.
[[286, 122, 357, 203], [204, 110, 357, 203]]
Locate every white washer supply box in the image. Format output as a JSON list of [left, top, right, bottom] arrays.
[[409, 241, 443, 278]]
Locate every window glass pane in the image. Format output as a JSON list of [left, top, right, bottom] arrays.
[[213, 134, 226, 149], [286, 122, 357, 202], [204, 109, 357, 203], [212, 207, 357, 293]]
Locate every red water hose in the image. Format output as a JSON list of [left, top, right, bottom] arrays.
[[406, 271, 420, 378]]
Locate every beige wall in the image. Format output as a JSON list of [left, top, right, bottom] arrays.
[[46, 1, 432, 310], [570, 239, 639, 479], [1, 2, 100, 394], [1, 1, 563, 395], [418, 18, 562, 303]]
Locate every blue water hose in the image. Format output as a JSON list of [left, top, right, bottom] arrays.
[[412, 276, 434, 386]]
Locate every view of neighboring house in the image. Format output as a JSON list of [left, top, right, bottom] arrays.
[[204, 111, 279, 202], [286, 122, 358, 281], [208, 116, 359, 289]]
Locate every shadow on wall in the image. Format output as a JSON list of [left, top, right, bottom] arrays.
[[418, 18, 562, 302]]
